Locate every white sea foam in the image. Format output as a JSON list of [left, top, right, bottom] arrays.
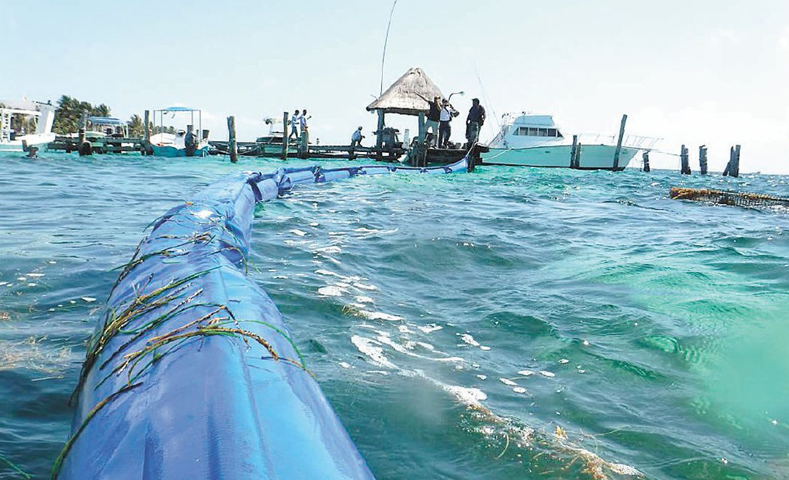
[[289, 229, 307, 236], [358, 310, 403, 321], [317, 286, 345, 297], [517, 369, 535, 377], [417, 324, 442, 334], [500, 378, 518, 386], [460, 333, 480, 347], [351, 336, 397, 369]]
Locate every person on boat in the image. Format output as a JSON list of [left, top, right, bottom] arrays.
[[289, 110, 300, 141], [417, 94, 441, 147], [185, 126, 198, 157], [350, 126, 365, 149], [438, 98, 459, 148], [466, 98, 486, 147]]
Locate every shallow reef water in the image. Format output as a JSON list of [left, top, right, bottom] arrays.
[[1, 151, 788, 479]]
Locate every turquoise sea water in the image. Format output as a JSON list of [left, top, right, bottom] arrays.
[[1, 152, 788, 480]]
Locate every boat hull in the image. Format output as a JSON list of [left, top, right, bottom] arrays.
[[482, 144, 637, 170], [150, 145, 210, 158], [0, 133, 56, 152]]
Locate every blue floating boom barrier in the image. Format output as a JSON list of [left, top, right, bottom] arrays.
[[55, 155, 469, 479]]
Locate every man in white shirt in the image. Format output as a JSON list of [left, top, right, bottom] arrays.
[[299, 109, 310, 142], [438, 99, 458, 148], [289, 109, 300, 141]]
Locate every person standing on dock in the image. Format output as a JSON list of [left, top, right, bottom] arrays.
[[466, 98, 486, 147], [300, 109, 311, 142], [438, 98, 458, 148], [351, 126, 365, 149], [289, 109, 300, 141]]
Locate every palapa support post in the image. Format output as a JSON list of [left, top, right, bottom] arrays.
[[227, 116, 238, 163], [376, 110, 385, 160], [699, 145, 708, 175], [642, 151, 651, 172], [143, 110, 150, 155], [299, 131, 308, 159], [680, 145, 690, 174], [612, 114, 628, 170], [570, 135, 579, 169], [416, 111, 426, 167], [281, 112, 289, 160]]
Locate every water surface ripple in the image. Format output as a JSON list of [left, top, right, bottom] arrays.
[[1, 152, 788, 479]]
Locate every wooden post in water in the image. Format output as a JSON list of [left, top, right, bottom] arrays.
[[299, 131, 308, 159], [227, 116, 238, 163], [281, 112, 289, 160], [699, 145, 708, 175], [730, 145, 741, 177], [642, 151, 651, 172], [570, 135, 578, 169], [612, 114, 627, 170], [143, 110, 150, 155], [680, 145, 690, 174]]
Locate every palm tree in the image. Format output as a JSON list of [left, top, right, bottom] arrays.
[[128, 114, 144, 137]]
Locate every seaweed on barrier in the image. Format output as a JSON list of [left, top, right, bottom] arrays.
[[70, 268, 218, 404], [0, 451, 32, 479], [52, 383, 142, 480]]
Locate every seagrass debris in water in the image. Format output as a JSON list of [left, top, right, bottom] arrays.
[[55, 157, 469, 480], [670, 187, 789, 209]]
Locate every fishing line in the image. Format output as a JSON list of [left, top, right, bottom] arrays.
[[472, 61, 498, 141], [380, 0, 399, 96]]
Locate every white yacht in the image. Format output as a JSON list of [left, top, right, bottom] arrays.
[[483, 113, 649, 170], [0, 100, 56, 152]]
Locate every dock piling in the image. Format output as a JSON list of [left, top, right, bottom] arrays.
[[227, 116, 238, 163], [699, 145, 708, 175], [299, 132, 308, 159], [282, 112, 289, 160], [642, 151, 651, 172], [143, 110, 150, 155], [680, 145, 690, 174], [724, 145, 741, 178], [570, 135, 579, 168], [612, 114, 628, 170]]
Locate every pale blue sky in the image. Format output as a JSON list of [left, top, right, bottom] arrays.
[[3, 0, 788, 173]]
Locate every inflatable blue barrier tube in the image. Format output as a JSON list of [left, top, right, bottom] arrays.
[[56, 155, 468, 479]]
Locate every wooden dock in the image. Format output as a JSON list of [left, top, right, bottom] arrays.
[[208, 140, 407, 161], [48, 135, 147, 154]]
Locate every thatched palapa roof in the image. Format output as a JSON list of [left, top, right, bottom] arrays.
[[366, 67, 444, 116]]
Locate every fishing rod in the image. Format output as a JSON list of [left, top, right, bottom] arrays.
[[380, 0, 399, 96]]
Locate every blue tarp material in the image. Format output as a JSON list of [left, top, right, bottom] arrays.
[[56, 154, 469, 479], [87, 117, 125, 126], [159, 106, 198, 112]]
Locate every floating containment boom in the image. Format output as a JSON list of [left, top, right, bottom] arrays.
[[670, 187, 789, 209], [55, 156, 469, 479]]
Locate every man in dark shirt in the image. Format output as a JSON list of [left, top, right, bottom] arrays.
[[418, 94, 442, 147], [466, 98, 486, 147]]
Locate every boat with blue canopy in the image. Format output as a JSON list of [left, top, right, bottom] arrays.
[[150, 106, 209, 157]]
